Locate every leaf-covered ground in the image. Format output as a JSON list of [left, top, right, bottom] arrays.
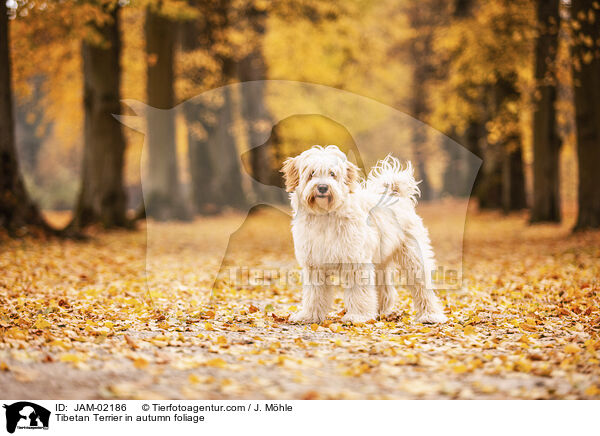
[[1, 203, 599, 399]]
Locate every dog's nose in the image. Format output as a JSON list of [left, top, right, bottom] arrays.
[[317, 184, 329, 194]]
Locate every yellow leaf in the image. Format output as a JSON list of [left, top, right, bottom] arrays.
[[205, 358, 227, 368], [49, 339, 72, 350], [515, 359, 532, 373], [453, 364, 469, 374], [5, 328, 27, 340], [470, 358, 484, 369], [33, 316, 52, 329], [133, 357, 149, 369], [188, 374, 201, 384], [564, 344, 580, 354], [60, 353, 85, 364]]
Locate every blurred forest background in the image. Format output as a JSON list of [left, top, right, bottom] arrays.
[[1, 0, 600, 401], [1, 0, 600, 234]]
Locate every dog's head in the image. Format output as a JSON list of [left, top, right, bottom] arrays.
[[281, 145, 360, 213]]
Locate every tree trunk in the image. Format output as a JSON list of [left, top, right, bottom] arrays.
[[530, 0, 561, 223], [441, 0, 479, 199], [411, 121, 433, 201], [72, 5, 128, 229], [453, 0, 473, 17], [238, 56, 280, 201], [0, 0, 49, 236], [476, 143, 503, 210], [144, 8, 190, 221], [184, 102, 218, 214], [183, 88, 247, 214], [237, 7, 282, 204], [180, 12, 218, 213], [181, 0, 247, 214], [407, 4, 439, 201], [571, 0, 600, 230], [483, 76, 527, 212], [502, 138, 527, 213], [442, 121, 482, 197], [409, 59, 433, 200], [209, 84, 247, 210]]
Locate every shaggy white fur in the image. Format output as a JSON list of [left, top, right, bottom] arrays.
[[281, 145, 448, 325]]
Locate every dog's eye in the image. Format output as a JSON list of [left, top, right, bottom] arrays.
[[330, 171, 336, 178]]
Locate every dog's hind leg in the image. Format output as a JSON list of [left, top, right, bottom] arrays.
[[398, 236, 448, 324], [377, 264, 397, 318], [408, 283, 447, 324]]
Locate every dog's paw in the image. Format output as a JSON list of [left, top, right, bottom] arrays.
[[379, 310, 401, 322], [290, 311, 323, 324], [342, 313, 375, 325], [415, 312, 448, 324]]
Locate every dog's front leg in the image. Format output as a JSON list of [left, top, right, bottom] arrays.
[[341, 266, 377, 324], [290, 268, 333, 324]]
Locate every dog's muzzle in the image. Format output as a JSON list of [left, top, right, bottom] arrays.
[[317, 184, 329, 196]]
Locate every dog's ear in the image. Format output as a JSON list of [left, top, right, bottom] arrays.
[[281, 157, 299, 192], [345, 161, 360, 192]]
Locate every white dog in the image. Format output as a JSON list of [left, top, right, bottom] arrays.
[[281, 145, 448, 325]]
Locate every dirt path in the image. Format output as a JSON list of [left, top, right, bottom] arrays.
[[1, 204, 599, 399]]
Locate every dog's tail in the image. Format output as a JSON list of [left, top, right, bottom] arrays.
[[367, 155, 421, 205]]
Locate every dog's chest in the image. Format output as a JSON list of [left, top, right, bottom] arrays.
[[292, 213, 371, 266]]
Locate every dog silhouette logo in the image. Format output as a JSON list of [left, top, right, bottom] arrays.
[[2, 402, 50, 433], [114, 80, 481, 295]]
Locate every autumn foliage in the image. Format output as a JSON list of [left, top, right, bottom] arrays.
[[1, 205, 599, 398], [1, 0, 600, 401]]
